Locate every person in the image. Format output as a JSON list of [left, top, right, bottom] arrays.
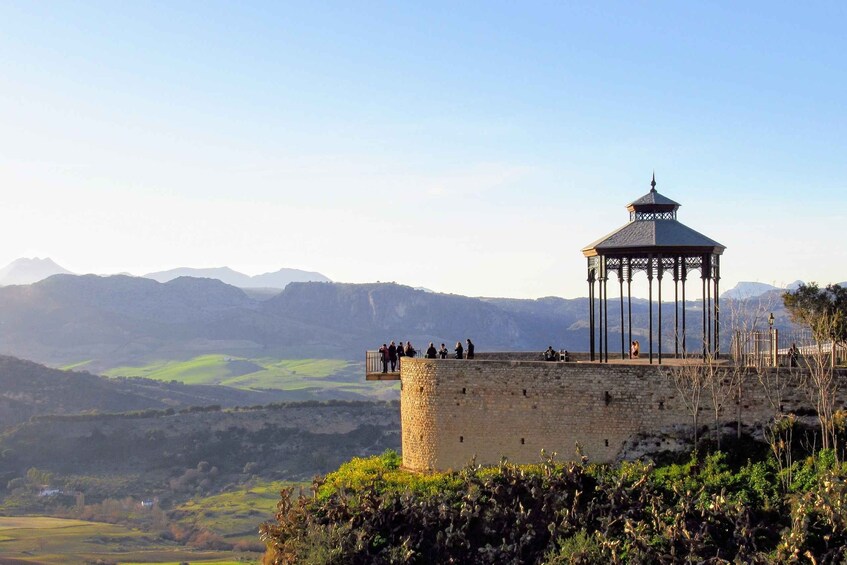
[[405, 341, 416, 358], [379, 343, 389, 373], [426, 342, 437, 359], [388, 341, 398, 372], [397, 339, 405, 368], [631, 340, 640, 359], [788, 343, 799, 367], [455, 341, 464, 359], [439, 343, 448, 359], [466, 338, 475, 359], [544, 346, 557, 361], [563, 350, 570, 362]]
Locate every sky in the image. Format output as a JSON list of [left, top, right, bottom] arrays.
[[1, 1, 845, 299]]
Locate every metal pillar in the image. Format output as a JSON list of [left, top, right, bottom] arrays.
[[673, 257, 679, 357], [648, 256, 654, 364], [588, 263, 595, 361], [603, 275, 609, 363], [627, 260, 633, 360], [702, 265, 707, 360], [714, 257, 720, 358], [681, 263, 687, 356], [657, 257, 663, 365], [619, 268, 625, 359]]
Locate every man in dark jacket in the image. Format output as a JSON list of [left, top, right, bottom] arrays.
[[466, 339, 475, 359], [388, 341, 398, 372]]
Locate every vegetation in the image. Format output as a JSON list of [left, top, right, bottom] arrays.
[[0, 515, 245, 564], [103, 355, 389, 397], [261, 448, 847, 564], [783, 283, 847, 347]]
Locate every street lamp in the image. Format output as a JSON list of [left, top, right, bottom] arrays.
[[768, 313, 777, 366]]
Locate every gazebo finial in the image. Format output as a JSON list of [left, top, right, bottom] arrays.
[[650, 171, 656, 191]]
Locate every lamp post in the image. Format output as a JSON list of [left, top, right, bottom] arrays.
[[768, 313, 777, 366]]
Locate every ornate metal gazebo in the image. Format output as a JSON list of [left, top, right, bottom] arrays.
[[582, 175, 726, 363]]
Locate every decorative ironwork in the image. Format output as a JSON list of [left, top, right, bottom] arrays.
[[630, 210, 677, 221]]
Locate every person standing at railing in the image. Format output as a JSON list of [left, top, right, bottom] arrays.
[[426, 342, 437, 358], [466, 338, 475, 359], [439, 343, 448, 359], [397, 340, 405, 368], [455, 341, 464, 359], [388, 341, 398, 372], [405, 341, 417, 358], [379, 343, 389, 373]]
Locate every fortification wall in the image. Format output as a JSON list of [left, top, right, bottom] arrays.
[[400, 358, 847, 472]]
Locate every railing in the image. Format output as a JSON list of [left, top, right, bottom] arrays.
[[366, 350, 400, 376]]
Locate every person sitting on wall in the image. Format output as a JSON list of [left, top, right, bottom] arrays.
[[455, 341, 464, 359], [426, 342, 437, 359], [544, 346, 557, 361], [439, 343, 448, 359], [630, 340, 640, 359], [466, 338, 475, 359]]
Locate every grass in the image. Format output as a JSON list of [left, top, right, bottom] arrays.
[[59, 359, 94, 371], [0, 516, 259, 564], [101, 355, 388, 397], [173, 481, 308, 540]]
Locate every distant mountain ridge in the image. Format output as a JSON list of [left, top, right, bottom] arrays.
[[721, 279, 847, 300], [142, 266, 331, 288], [0, 274, 813, 374], [0, 258, 330, 289], [0, 257, 72, 285]]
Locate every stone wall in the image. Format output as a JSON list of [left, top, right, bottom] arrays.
[[399, 357, 847, 472]]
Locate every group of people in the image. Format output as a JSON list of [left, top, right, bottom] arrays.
[[377, 338, 475, 372]]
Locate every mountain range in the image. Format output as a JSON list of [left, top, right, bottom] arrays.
[[0, 258, 331, 289], [0, 273, 817, 373]]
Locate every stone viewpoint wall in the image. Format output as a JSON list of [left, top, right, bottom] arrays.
[[399, 357, 847, 472]]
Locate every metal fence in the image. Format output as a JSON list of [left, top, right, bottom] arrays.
[[732, 328, 845, 367], [366, 350, 400, 375]]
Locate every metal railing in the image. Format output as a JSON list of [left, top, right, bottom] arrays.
[[366, 350, 400, 375]]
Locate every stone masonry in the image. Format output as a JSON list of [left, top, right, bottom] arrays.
[[399, 356, 847, 472]]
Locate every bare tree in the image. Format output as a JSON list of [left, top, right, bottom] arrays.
[[784, 285, 845, 455], [665, 354, 707, 452]]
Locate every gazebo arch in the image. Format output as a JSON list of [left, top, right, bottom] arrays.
[[582, 175, 726, 363]]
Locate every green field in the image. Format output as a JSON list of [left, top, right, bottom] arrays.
[[0, 516, 252, 564], [102, 355, 393, 396], [173, 481, 308, 542]]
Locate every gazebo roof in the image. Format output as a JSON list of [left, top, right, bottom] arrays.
[[582, 218, 725, 256], [582, 176, 725, 257], [626, 189, 680, 210]]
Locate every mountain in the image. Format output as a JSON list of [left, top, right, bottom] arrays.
[[0, 257, 72, 285], [0, 274, 809, 372], [143, 266, 330, 288], [720, 282, 781, 300]]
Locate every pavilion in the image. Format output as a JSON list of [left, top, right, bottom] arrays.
[[582, 175, 725, 363]]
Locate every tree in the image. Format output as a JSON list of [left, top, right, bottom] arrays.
[[783, 283, 846, 454], [783, 283, 847, 348]]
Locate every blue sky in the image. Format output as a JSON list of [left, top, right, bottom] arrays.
[[1, 1, 845, 297]]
